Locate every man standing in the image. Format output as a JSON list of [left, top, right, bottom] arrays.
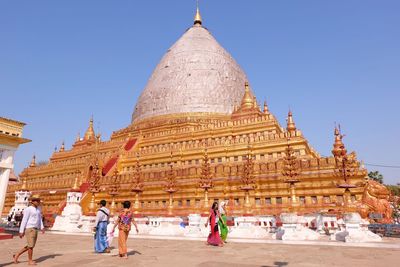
[[93, 199, 110, 253], [13, 195, 45, 265]]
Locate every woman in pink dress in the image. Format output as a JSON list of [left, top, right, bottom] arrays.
[[205, 201, 225, 246]]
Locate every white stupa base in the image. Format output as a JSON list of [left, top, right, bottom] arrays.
[[274, 224, 320, 241], [332, 213, 382, 243], [274, 213, 320, 241], [148, 217, 185, 236], [229, 226, 270, 239]]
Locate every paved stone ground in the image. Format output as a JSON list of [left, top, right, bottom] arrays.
[[0, 233, 399, 267]]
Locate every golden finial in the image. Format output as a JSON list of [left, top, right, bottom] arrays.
[[84, 116, 96, 140], [252, 96, 259, 110], [286, 109, 296, 132], [332, 124, 346, 157], [29, 155, 36, 167], [20, 176, 28, 191], [59, 141, 65, 152], [263, 101, 269, 113], [194, 0, 202, 25], [241, 82, 254, 110], [72, 171, 80, 191]]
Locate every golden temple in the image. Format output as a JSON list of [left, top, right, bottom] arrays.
[[2, 7, 392, 223]]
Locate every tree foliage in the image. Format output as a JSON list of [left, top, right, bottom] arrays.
[[386, 185, 400, 196], [368, 171, 383, 184]]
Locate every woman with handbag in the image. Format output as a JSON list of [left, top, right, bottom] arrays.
[[205, 201, 225, 247], [111, 201, 139, 258]]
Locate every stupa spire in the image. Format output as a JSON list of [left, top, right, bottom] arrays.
[[59, 141, 65, 152], [29, 155, 36, 167], [241, 82, 254, 110], [194, 0, 202, 25], [71, 171, 80, 191], [20, 176, 28, 191], [263, 101, 269, 113], [332, 124, 346, 157], [286, 110, 297, 132], [84, 116, 96, 140]]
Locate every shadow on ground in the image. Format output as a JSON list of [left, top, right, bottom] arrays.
[[1, 253, 63, 266], [197, 261, 289, 267], [127, 250, 141, 256]]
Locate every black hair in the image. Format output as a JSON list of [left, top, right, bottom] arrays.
[[100, 200, 107, 207], [211, 201, 218, 210], [123, 201, 131, 209]]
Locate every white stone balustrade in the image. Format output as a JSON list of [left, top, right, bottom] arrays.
[[275, 213, 320, 241], [229, 216, 269, 239], [148, 217, 185, 236], [334, 213, 381, 242], [316, 214, 339, 235]]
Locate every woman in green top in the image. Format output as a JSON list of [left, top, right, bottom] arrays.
[[218, 201, 228, 242]]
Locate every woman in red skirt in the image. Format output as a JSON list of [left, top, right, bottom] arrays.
[[205, 201, 226, 247]]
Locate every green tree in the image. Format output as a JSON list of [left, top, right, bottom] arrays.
[[368, 171, 384, 184], [386, 185, 400, 196]]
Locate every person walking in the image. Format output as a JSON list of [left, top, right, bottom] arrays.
[[111, 201, 139, 259], [93, 200, 111, 253], [13, 195, 45, 265], [218, 201, 228, 243], [205, 201, 225, 247]]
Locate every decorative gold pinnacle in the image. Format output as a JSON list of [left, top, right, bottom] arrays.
[[29, 155, 36, 167], [286, 110, 296, 132], [84, 117, 95, 141], [241, 82, 254, 110], [59, 141, 65, 152], [199, 148, 213, 189], [20, 176, 28, 191], [194, 0, 202, 25], [263, 101, 269, 113], [131, 153, 143, 193], [71, 171, 81, 191]]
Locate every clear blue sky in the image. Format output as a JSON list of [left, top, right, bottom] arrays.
[[1, 1, 399, 184]]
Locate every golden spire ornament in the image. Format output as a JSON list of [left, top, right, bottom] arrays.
[[59, 141, 65, 152], [286, 110, 297, 132], [71, 171, 81, 191], [194, 0, 202, 25], [241, 82, 254, 110], [84, 116, 96, 141], [29, 155, 36, 167]]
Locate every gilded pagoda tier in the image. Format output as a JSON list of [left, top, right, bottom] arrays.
[[3, 110, 391, 222]]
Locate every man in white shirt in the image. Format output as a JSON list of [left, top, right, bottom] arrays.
[[13, 195, 45, 265], [93, 199, 111, 253]]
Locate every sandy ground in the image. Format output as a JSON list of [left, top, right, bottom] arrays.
[[0, 233, 399, 267]]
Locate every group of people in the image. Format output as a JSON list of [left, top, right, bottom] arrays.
[[206, 201, 228, 247], [93, 199, 139, 258], [13, 197, 229, 264]]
